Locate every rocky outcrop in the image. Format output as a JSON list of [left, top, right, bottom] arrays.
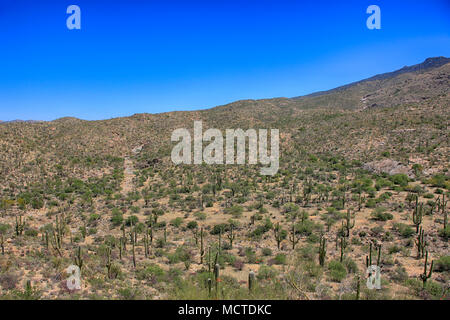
[[363, 159, 415, 178]]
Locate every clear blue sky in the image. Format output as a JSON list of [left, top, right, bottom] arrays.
[[0, 0, 449, 121]]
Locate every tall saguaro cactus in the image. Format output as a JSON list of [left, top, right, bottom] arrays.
[[74, 246, 83, 270], [420, 251, 434, 288], [413, 195, 423, 233], [227, 224, 235, 248], [274, 222, 285, 250], [319, 234, 327, 267], [15, 215, 26, 236], [342, 209, 355, 237], [289, 223, 299, 250], [415, 226, 426, 259], [199, 227, 205, 264], [248, 270, 255, 292], [0, 234, 4, 255], [339, 236, 347, 263], [366, 242, 382, 267]]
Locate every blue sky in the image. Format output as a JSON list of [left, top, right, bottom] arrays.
[[0, 0, 449, 121]]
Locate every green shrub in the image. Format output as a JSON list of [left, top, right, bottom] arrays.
[[390, 174, 409, 187], [187, 221, 198, 229], [136, 264, 165, 282], [224, 205, 244, 218], [125, 215, 139, 226], [371, 207, 393, 221], [111, 209, 123, 226], [273, 253, 287, 265], [257, 265, 277, 280], [170, 217, 184, 228], [328, 260, 347, 282], [434, 256, 450, 272], [24, 229, 38, 237], [393, 223, 414, 238], [261, 248, 272, 256]]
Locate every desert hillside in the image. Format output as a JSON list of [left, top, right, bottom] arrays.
[[0, 57, 448, 300]]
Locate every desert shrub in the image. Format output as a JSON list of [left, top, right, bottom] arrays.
[[405, 279, 446, 300], [261, 248, 272, 256], [167, 247, 191, 264], [390, 174, 409, 187], [170, 217, 183, 228], [428, 174, 449, 189], [257, 265, 277, 280], [388, 245, 402, 254], [0, 223, 11, 234], [244, 247, 257, 264], [130, 206, 140, 214], [111, 208, 123, 226], [125, 215, 139, 226], [343, 258, 358, 274], [194, 211, 206, 220], [393, 223, 414, 238], [108, 264, 122, 279], [88, 213, 100, 224], [0, 272, 18, 290], [439, 226, 450, 239], [24, 229, 38, 237], [328, 260, 347, 282], [272, 253, 287, 265], [224, 205, 244, 218], [249, 219, 273, 238], [210, 223, 229, 235], [136, 264, 165, 282], [365, 199, 376, 208], [298, 244, 316, 261], [117, 287, 141, 300], [434, 256, 450, 272], [370, 207, 393, 221], [391, 266, 408, 283], [187, 221, 198, 229]]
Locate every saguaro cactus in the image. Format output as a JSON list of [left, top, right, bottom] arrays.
[[319, 235, 327, 267], [413, 196, 423, 233], [342, 209, 355, 237], [366, 242, 382, 267], [227, 224, 235, 248], [420, 251, 434, 288], [207, 278, 212, 297], [214, 263, 220, 295], [15, 216, 26, 236], [200, 227, 205, 264], [132, 230, 136, 268], [0, 234, 4, 255], [415, 226, 426, 259], [339, 236, 347, 263], [164, 226, 167, 243], [356, 275, 361, 300], [106, 246, 112, 278], [119, 237, 123, 260], [289, 223, 299, 250], [248, 270, 255, 292], [74, 246, 83, 270], [274, 223, 285, 250], [218, 229, 222, 255], [121, 223, 127, 251], [144, 227, 149, 258]]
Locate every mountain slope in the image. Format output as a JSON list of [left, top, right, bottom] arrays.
[[0, 57, 448, 190]]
